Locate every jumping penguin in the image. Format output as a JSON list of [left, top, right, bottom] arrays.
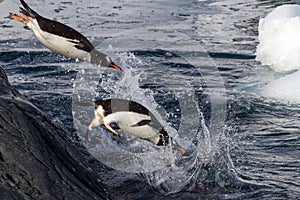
[[86, 98, 187, 153], [10, 0, 121, 70]]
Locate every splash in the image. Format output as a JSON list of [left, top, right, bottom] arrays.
[[72, 49, 237, 194], [71, 20, 239, 193], [142, 111, 214, 195]]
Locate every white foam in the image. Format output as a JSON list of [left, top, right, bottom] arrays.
[[256, 5, 300, 72]]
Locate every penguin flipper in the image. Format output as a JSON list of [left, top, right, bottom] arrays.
[[66, 39, 93, 53], [130, 119, 152, 127]]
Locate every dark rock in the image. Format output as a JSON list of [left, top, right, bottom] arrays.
[[0, 66, 111, 200]]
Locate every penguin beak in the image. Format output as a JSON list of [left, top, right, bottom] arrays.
[[109, 62, 122, 71], [10, 4, 35, 25], [10, 12, 31, 25], [172, 141, 187, 154], [177, 146, 187, 154]]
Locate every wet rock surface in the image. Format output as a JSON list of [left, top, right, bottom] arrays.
[[0, 66, 111, 200]]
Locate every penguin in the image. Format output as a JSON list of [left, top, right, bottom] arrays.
[[10, 0, 121, 70], [85, 98, 187, 153]]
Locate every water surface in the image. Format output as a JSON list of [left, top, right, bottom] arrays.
[[1, 0, 299, 199]]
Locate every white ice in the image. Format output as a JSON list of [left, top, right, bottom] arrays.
[[256, 5, 300, 102], [256, 5, 300, 72], [259, 70, 300, 102]]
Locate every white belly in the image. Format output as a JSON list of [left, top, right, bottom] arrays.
[[104, 112, 160, 143], [119, 123, 157, 139], [29, 21, 90, 61]]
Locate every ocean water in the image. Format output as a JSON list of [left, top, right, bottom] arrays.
[[1, 0, 300, 199]]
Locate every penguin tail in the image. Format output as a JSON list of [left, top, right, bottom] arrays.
[[20, 0, 39, 18]]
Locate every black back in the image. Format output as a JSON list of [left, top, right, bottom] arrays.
[[20, 0, 94, 52], [38, 17, 94, 52], [95, 99, 150, 117]]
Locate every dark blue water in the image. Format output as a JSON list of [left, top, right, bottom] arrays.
[[1, 0, 300, 199]]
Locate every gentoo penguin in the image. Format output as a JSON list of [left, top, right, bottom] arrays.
[[10, 0, 121, 70], [85, 98, 187, 153]]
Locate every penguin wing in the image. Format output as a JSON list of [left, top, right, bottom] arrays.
[[130, 119, 152, 127], [68, 39, 94, 52], [130, 119, 162, 134]]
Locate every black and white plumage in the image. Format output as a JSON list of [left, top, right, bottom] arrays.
[[86, 99, 186, 153], [10, 0, 121, 70]]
